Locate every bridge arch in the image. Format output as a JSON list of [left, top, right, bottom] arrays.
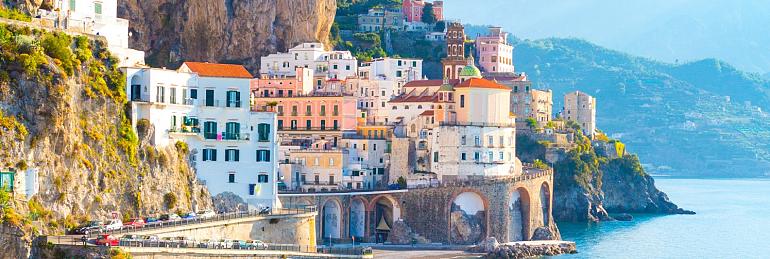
[[540, 181, 551, 226], [349, 196, 368, 240], [509, 187, 532, 241], [321, 198, 343, 239], [447, 189, 490, 244], [368, 194, 400, 243]]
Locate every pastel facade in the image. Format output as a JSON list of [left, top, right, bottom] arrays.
[[357, 8, 404, 32], [259, 43, 357, 80], [286, 149, 345, 192], [563, 91, 597, 138], [347, 78, 399, 123], [475, 27, 514, 73], [124, 62, 279, 208], [341, 138, 389, 189], [252, 67, 314, 97], [402, 0, 444, 22], [44, 0, 144, 66], [360, 57, 423, 83]]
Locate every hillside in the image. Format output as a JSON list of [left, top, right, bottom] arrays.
[[0, 23, 210, 258], [511, 37, 770, 177]]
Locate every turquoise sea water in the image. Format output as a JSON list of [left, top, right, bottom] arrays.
[[556, 178, 770, 259]]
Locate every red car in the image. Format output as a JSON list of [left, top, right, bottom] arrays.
[[124, 218, 145, 228], [95, 235, 120, 246]]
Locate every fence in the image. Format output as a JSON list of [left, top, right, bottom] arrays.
[[88, 206, 317, 238], [113, 239, 370, 256]]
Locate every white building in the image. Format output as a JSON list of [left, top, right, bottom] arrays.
[[259, 43, 358, 80], [346, 78, 399, 123], [359, 57, 423, 84], [563, 91, 597, 138], [124, 62, 279, 208], [341, 138, 389, 189], [44, 0, 145, 67]]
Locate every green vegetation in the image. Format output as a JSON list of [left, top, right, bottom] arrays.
[[525, 117, 538, 129], [397, 176, 407, 189], [0, 6, 31, 22], [0, 110, 28, 141], [421, 3, 437, 24], [164, 192, 177, 209], [109, 248, 133, 259], [533, 159, 549, 169]]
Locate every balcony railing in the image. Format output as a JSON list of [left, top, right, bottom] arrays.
[[222, 132, 250, 141], [279, 127, 341, 131], [439, 121, 516, 128], [168, 126, 201, 134]]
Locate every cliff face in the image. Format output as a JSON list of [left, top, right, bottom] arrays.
[[118, 0, 336, 73], [0, 24, 210, 258]]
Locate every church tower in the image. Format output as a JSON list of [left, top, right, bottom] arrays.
[[442, 22, 468, 80]]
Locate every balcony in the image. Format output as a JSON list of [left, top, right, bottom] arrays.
[[168, 126, 201, 134], [222, 132, 250, 141], [279, 127, 341, 132]]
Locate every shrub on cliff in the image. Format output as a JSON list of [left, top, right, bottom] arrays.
[[0, 6, 31, 22], [41, 32, 75, 76]]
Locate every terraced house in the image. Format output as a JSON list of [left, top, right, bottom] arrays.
[[123, 62, 279, 209]]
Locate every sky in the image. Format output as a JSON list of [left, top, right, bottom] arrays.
[[443, 0, 770, 74]]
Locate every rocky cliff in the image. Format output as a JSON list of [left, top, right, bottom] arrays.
[[0, 23, 210, 258], [118, 0, 336, 72], [517, 134, 692, 222]]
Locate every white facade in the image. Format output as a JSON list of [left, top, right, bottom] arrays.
[[347, 78, 399, 123], [429, 125, 520, 181], [563, 91, 597, 138], [123, 66, 279, 208], [46, 0, 145, 67], [341, 138, 389, 189], [360, 57, 423, 84], [259, 43, 358, 80]]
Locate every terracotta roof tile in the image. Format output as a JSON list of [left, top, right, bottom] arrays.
[[182, 62, 253, 78], [419, 110, 435, 116], [455, 78, 509, 90]]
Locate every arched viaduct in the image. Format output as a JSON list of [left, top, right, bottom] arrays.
[[279, 170, 556, 244]]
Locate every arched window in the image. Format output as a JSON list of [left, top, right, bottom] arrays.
[[417, 105, 423, 109]]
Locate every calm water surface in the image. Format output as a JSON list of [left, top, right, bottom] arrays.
[[556, 178, 770, 259]]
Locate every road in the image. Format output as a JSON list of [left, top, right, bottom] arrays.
[[373, 249, 483, 259]]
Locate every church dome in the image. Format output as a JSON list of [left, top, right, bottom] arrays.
[[459, 64, 482, 78]]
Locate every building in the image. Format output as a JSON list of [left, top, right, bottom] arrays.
[[347, 78, 398, 123], [475, 27, 514, 73], [259, 43, 357, 80], [359, 57, 423, 84], [487, 73, 553, 124], [252, 67, 314, 98], [124, 62, 279, 208], [357, 8, 404, 32], [425, 31, 446, 41], [42, 0, 144, 67], [563, 91, 597, 138], [402, 0, 444, 23], [341, 137, 389, 189], [284, 144, 346, 192], [442, 22, 468, 80]]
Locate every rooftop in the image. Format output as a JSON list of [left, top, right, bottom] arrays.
[[455, 78, 510, 90], [181, 62, 253, 78]]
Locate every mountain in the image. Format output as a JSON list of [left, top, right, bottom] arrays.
[[510, 37, 770, 177], [445, 0, 770, 74]]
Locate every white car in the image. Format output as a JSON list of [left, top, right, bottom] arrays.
[[104, 219, 123, 231], [197, 210, 216, 219]]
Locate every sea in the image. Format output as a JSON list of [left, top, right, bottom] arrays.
[[555, 177, 770, 259]]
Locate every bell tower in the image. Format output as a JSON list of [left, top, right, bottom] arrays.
[[442, 22, 468, 80]]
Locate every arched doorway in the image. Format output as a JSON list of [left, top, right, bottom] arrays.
[[349, 198, 366, 240], [449, 191, 488, 244], [322, 199, 342, 239], [540, 182, 550, 226], [130, 75, 141, 101], [509, 187, 531, 241]]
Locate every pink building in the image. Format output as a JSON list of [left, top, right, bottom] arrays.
[[251, 67, 314, 97], [475, 27, 514, 73], [402, 0, 444, 23]]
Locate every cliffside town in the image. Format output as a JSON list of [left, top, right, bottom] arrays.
[[0, 0, 691, 258]]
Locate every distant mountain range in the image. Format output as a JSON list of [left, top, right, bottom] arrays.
[[465, 25, 770, 177]]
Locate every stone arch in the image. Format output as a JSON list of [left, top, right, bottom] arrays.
[[368, 195, 401, 243], [509, 187, 531, 241], [540, 181, 551, 226], [349, 197, 368, 239], [321, 198, 343, 239], [448, 190, 490, 244]]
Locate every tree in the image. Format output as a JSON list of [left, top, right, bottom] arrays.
[[397, 176, 407, 189], [421, 3, 437, 24], [433, 20, 446, 32], [525, 117, 538, 129]]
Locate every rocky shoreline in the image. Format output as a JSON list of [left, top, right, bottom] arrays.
[[469, 238, 577, 258]]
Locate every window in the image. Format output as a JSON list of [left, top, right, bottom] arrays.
[[474, 152, 480, 161], [190, 89, 198, 99], [314, 157, 320, 166], [320, 105, 326, 116], [499, 152, 504, 161], [329, 158, 335, 166], [249, 184, 256, 195], [345, 65, 351, 70], [156, 86, 165, 102], [320, 120, 326, 130], [228, 173, 235, 183], [224, 122, 240, 140], [257, 123, 270, 142], [461, 153, 467, 160], [258, 174, 269, 183], [94, 2, 102, 14], [314, 175, 320, 184], [292, 106, 298, 116], [306, 120, 311, 130], [460, 95, 465, 108], [474, 136, 480, 146], [329, 175, 335, 185], [225, 149, 240, 162], [500, 136, 505, 146], [226, 90, 241, 107], [373, 144, 377, 150], [306, 105, 312, 116], [277, 106, 283, 116], [461, 135, 467, 145], [396, 71, 402, 77], [333, 120, 339, 130], [433, 152, 439, 162], [169, 88, 176, 104], [333, 64, 338, 69], [256, 150, 271, 162], [488, 151, 494, 162], [205, 89, 215, 106], [202, 148, 217, 161], [203, 121, 217, 139], [488, 136, 494, 146], [277, 120, 283, 130], [69, 0, 76, 11]]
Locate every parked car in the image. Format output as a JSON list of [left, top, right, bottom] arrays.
[[197, 210, 216, 219], [172, 236, 193, 247], [198, 239, 215, 248], [72, 220, 103, 234], [161, 237, 180, 248], [213, 239, 236, 249], [144, 217, 159, 224], [95, 234, 120, 246], [242, 240, 268, 250], [159, 213, 181, 221], [141, 235, 160, 246], [181, 212, 197, 220], [104, 219, 123, 231], [124, 218, 145, 228]]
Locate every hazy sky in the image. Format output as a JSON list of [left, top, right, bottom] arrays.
[[444, 0, 770, 74]]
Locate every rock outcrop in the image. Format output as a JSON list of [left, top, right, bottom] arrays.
[[117, 0, 337, 73], [449, 209, 484, 244], [469, 238, 577, 259], [387, 219, 430, 245]]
